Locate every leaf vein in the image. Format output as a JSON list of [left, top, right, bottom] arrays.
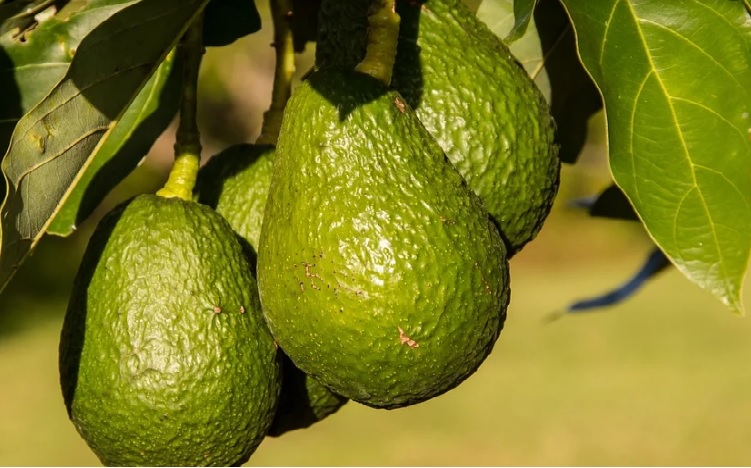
[[639, 18, 746, 90], [599, 0, 621, 65], [15, 126, 109, 181], [624, 0, 732, 291], [13, 61, 151, 147]]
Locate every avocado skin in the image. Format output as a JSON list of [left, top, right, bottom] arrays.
[[196, 145, 349, 436], [266, 354, 348, 437], [317, 0, 560, 255], [59, 194, 281, 466], [196, 144, 276, 256], [258, 68, 510, 409]]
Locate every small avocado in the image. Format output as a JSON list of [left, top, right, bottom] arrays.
[[266, 354, 348, 437], [196, 145, 348, 435], [317, 0, 560, 255], [258, 68, 510, 409], [59, 194, 281, 466]]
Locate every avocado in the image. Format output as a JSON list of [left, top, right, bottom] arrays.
[[195, 144, 276, 265], [196, 144, 348, 435], [317, 0, 560, 254], [257, 68, 510, 409], [59, 194, 281, 466], [266, 354, 348, 437]]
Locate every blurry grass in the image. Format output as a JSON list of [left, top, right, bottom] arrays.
[[2, 256, 751, 465]]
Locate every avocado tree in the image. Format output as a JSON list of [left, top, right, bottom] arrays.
[[0, 0, 749, 464], [1, 0, 749, 314]]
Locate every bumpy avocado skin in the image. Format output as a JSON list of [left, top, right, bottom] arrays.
[[258, 68, 510, 409], [196, 144, 276, 253], [196, 145, 348, 435], [59, 194, 281, 466], [317, 0, 560, 255]]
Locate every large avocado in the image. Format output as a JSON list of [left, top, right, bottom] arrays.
[[196, 145, 348, 436], [317, 0, 560, 254], [59, 194, 281, 466], [257, 68, 510, 409]]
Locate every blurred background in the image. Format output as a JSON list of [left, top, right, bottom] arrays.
[[2, 3, 751, 466]]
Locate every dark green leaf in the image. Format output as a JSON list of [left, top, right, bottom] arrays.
[[290, 0, 321, 52], [568, 184, 639, 222], [47, 50, 182, 236], [462, 0, 482, 14], [203, 0, 260, 47], [0, 0, 210, 291], [1, 0, 135, 155], [560, 0, 751, 313], [505, 0, 536, 43], [0, 2, 25, 29], [589, 184, 638, 222]]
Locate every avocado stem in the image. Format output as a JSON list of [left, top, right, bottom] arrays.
[[354, 0, 400, 86], [257, 0, 296, 146], [157, 16, 205, 201]]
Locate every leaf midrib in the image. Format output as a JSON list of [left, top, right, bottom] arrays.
[[612, 0, 732, 296]]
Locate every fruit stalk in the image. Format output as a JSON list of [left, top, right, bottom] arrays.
[[257, 0, 296, 146], [157, 16, 205, 201], [354, 0, 400, 86]]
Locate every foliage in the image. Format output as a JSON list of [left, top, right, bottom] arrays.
[[0, 0, 749, 316]]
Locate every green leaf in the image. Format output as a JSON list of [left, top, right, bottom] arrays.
[[47, 49, 182, 236], [506, 0, 536, 43], [1, 0, 135, 155], [202, 0, 260, 47], [560, 0, 751, 313], [0, 0, 210, 291], [462, 0, 482, 14], [290, 0, 321, 52], [476, 0, 545, 84]]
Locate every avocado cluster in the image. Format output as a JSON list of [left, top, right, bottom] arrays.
[[59, 0, 558, 464]]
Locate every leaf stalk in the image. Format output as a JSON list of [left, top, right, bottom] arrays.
[[256, 0, 296, 146], [157, 15, 204, 201]]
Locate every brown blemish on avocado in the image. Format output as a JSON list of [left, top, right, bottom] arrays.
[[398, 326, 419, 348]]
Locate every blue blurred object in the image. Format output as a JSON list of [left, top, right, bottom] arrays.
[[557, 187, 672, 315], [567, 247, 671, 312]]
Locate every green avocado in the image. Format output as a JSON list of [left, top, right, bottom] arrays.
[[317, 0, 560, 254], [196, 145, 348, 436], [257, 68, 510, 409], [59, 194, 281, 466], [266, 354, 349, 437]]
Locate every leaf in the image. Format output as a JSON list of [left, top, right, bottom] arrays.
[[477, 0, 602, 163], [560, 0, 751, 313], [476, 0, 548, 95], [1, 0, 136, 155], [0, 2, 25, 30], [0, 0, 210, 291], [462, 0, 482, 14], [290, 0, 321, 52], [565, 247, 671, 313], [505, 0, 536, 43], [47, 49, 182, 236], [202, 0, 261, 47], [569, 184, 639, 221]]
